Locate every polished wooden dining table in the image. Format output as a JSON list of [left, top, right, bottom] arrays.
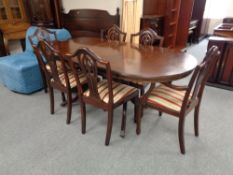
[[52, 37, 198, 83]]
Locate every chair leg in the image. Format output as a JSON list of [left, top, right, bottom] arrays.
[[120, 103, 127, 138], [61, 92, 66, 105], [194, 104, 200, 137], [41, 71, 47, 93], [48, 86, 54, 114], [136, 97, 141, 135], [80, 101, 86, 134], [159, 111, 162, 116], [140, 87, 145, 96], [66, 92, 72, 124], [105, 108, 113, 146], [178, 117, 186, 154]]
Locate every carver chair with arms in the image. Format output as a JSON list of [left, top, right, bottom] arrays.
[[66, 48, 139, 145], [137, 46, 220, 154]]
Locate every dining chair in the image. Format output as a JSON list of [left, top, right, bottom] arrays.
[[130, 27, 164, 47], [35, 40, 86, 124], [137, 46, 220, 154], [29, 27, 58, 93], [126, 28, 164, 96], [101, 24, 127, 42], [66, 48, 139, 145]]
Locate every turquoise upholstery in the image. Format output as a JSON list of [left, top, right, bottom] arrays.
[[0, 26, 71, 94]]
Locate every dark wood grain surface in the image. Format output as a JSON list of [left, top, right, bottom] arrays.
[[52, 37, 197, 82]]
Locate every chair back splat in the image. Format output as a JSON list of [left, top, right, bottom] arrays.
[[101, 24, 127, 42], [130, 27, 164, 47]]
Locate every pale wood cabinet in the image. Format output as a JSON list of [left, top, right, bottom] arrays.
[[0, 0, 30, 55]]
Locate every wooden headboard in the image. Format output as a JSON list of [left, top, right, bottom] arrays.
[[62, 8, 120, 38]]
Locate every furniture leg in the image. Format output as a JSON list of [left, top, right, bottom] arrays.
[[66, 91, 72, 124], [194, 104, 200, 137], [48, 86, 54, 114], [80, 101, 86, 134], [159, 111, 162, 116], [178, 117, 185, 154], [120, 102, 127, 137], [136, 98, 142, 135], [105, 108, 113, 145]]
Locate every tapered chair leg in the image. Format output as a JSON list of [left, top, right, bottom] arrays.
[[48, 86, 54, 114], [105, 108, 113, 145], [80, 101, 86, 134], [136, 98, 142, 135], [66, 92, 72, 124], [159, 111, 162, 116], [194, 104, 200, 137], [178, 117, 185, 154], [42, 72, 48, 93], [120, 103, 127, 137], [60, 92, 67, 106]]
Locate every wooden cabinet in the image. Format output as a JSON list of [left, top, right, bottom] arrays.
[[207, 36, 233, 90], [143, 0, 194, 48], [191, 0, 207, 42], [25, 0, 62, 28], [0, 0, 30, 54]]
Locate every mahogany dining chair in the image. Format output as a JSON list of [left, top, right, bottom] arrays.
[[101, 24, 127, 42], [35, 41, 86, 124], [137, 46, 220, 154], [127, 28, 164, 96], [29, 27, 58, 93], [65, 48, 139, 145]]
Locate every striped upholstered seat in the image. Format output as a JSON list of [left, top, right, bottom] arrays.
[[84, 80, 137, 103], [147, 84, 187, 113], [51, 72, 86, 88], [45, 62, 63, 74]]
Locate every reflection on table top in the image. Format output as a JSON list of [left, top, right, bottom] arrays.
[[52, 37, 198, 82]]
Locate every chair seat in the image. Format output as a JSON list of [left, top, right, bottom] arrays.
[[84, 80, 137, 103], [147, 84, 187, 113], [51, 72, 86, 88], [45, 61, 64, 74]]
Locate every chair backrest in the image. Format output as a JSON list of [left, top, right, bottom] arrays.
[[181, 45, 220, 114], [36, 41, 69, 89], [28, 27, 58, 48], [66, 48, 114, 105], [101, 24, 127, 42], [26, 26, 72, 52], [130, 28, 164, 47]]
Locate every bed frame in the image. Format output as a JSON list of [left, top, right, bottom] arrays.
[[62, 8, 120, 38]]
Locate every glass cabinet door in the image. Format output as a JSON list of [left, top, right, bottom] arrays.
[[0, 0, 7, 20], [9, 0, 22, 19]]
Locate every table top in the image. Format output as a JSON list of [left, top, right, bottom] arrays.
[[53, 37, 198, 82]]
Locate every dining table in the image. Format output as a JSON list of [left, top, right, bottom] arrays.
[[52, 37, 198, 134], [52, 37, 198, 83]]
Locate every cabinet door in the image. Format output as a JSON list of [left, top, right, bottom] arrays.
[[218, 43, 233, 86], [0, 0, 8, 21], [26, 0, 54, 27], [207, 40, 225, 83]]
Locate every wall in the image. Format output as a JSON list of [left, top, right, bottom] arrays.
[[204, 0, 233, 34], [62, 0, 122, 15]]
